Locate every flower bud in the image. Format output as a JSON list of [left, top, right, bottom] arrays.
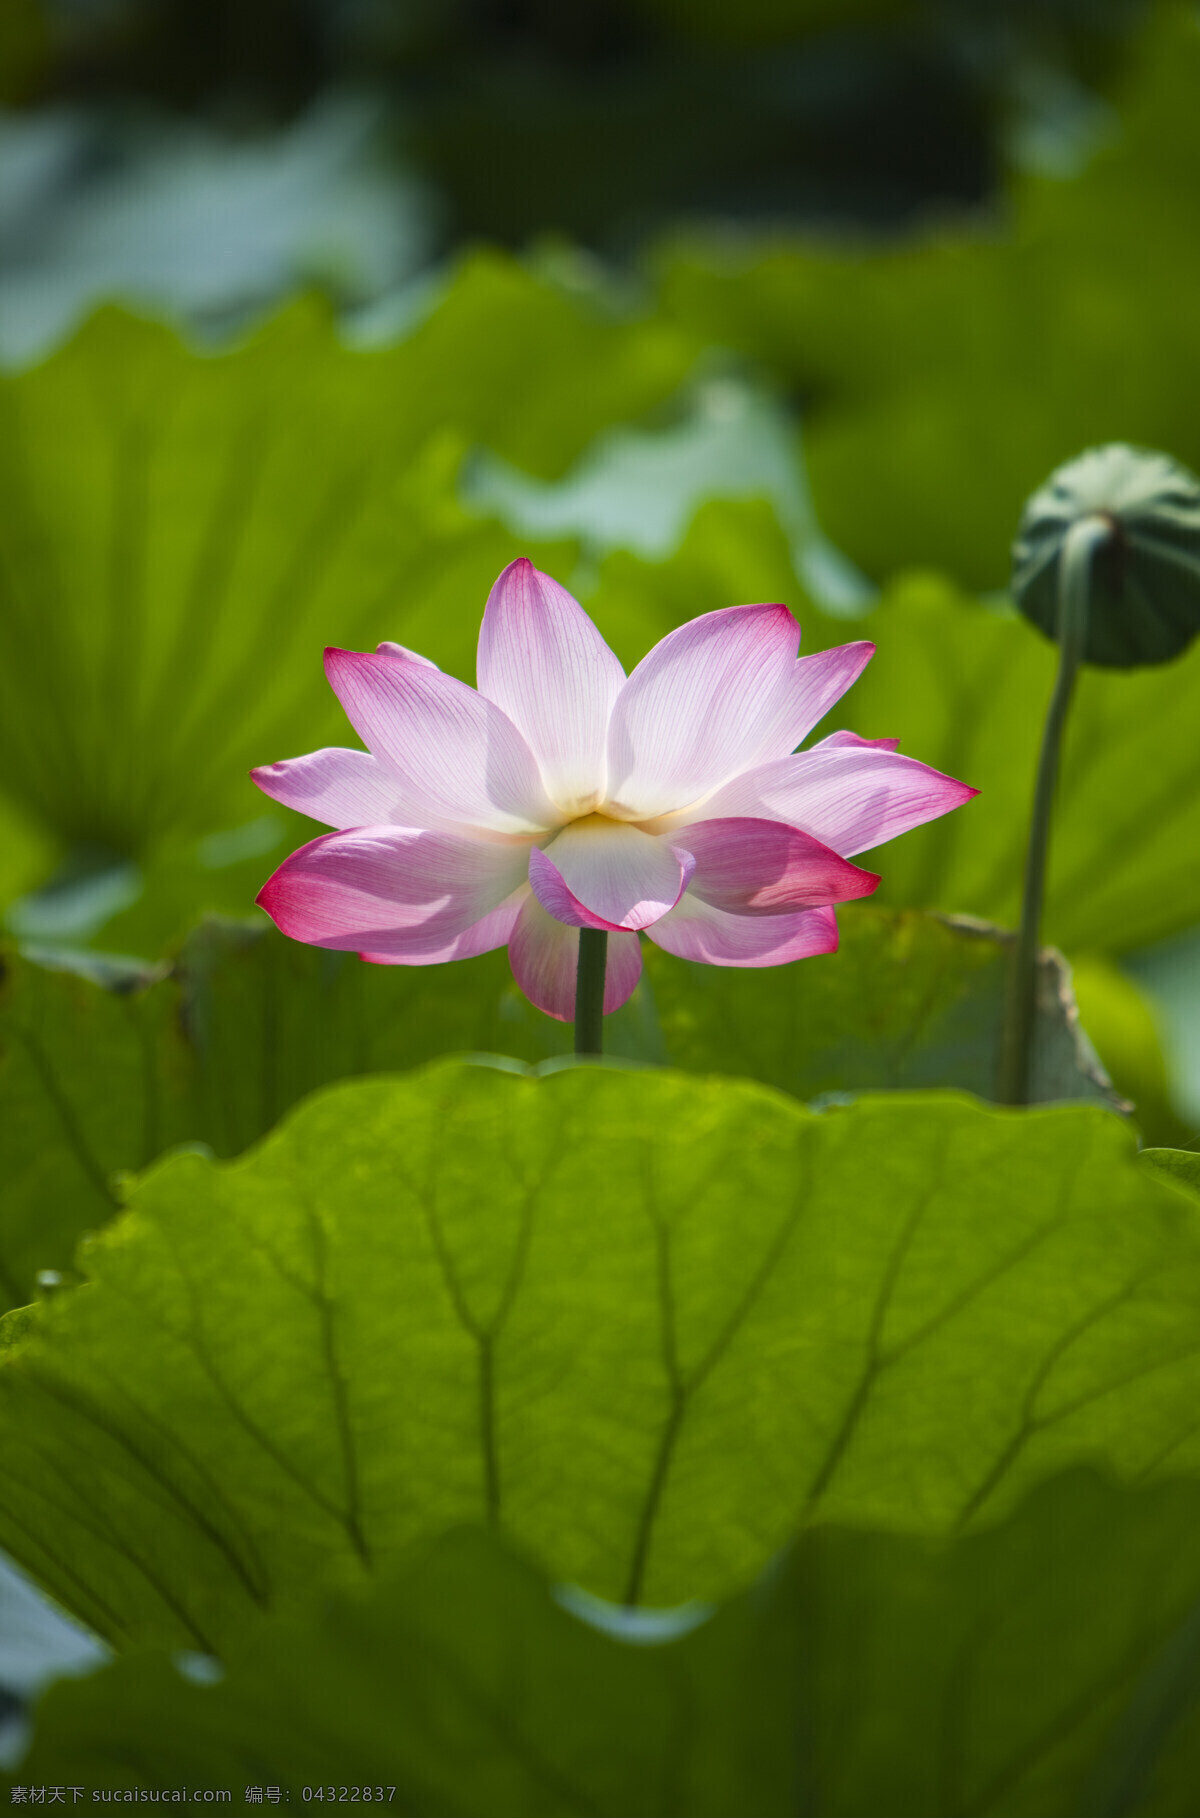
[[1011, 444, 1200, 667]]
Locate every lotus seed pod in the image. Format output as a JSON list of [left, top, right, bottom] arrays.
[[1011, 444, 1200, 667]]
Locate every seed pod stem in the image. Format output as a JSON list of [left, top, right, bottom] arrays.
[[998, 514, 1113, 1105], [574, 926, 608, 1056]]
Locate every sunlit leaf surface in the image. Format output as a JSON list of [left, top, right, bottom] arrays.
[[1, 1062, 1196, 1649]]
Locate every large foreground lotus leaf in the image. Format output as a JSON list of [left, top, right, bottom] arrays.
[[10, 1473, 1200, 1817], [0, 904, 1123, 1317], [5, 1526, 784, 1809], [0, 257, 695, 855], [1, 1061, 1199, 1650], [783, 1472, 1200, 1818], [657, 6, 1200, 592]]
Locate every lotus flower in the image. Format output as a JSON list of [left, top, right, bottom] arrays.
[[252, 560, 975, 1019]]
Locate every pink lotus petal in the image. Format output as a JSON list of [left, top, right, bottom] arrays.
[[253, 560, 978, 1018], [814, 729, 901, 753], [477, 559, 626, 815], [251, 747, 402, 830], [257, 825, 531, 956], [375, 641, 439, 668], [682, 817, 879, 914], [324, 647, 560, 836], [529, 819, 694, 931], [647, 899, 840, 966], [782, 643, 876, 749], [508, 893, 642, 1020], [604, 602, 801, 819], [359, 889, 527, 965], [696, 747, 977, 857]]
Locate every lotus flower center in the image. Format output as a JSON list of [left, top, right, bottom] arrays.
[[563, 810, 624, 835]]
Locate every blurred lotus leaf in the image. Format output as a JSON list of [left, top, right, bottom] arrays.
[[0, 98, 435, 367], [13, 1471, 1200, 1814], [658, 5, 1200, 592], [0, 260, 695, 860], [0, 0, 49, 106], [588, 503, 1200, 955]]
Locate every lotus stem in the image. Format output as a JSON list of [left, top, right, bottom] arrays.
[[998, 514, 1112, 1105], [574, 927, 608, 1057]]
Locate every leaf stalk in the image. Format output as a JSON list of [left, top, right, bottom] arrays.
[[998, 514, 1112, 1105]]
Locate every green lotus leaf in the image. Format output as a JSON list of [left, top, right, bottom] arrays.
[[657, 6, 1200, 595], [643, 908, 1122, 1118], [5, 1525, 786, 1809], [9, 1473, 1200, 1817], [0, 259, 696, 858], [587, 503, 1200, 956], [843, 572, 1200, 955], [0, 901, 1127, 1319], [1140, 1149, 1200, 1201], [1, 1062, 1197, 1651]]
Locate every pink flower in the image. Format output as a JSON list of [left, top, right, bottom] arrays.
[[252, 560, 976, 1019]]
